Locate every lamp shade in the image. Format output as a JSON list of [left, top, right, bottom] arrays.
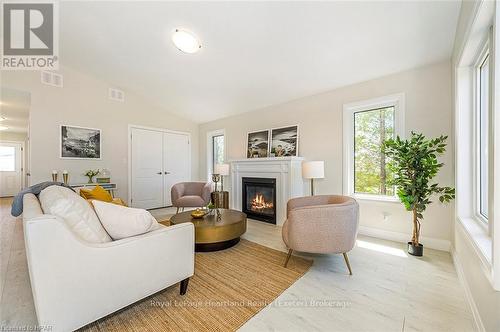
[[302, 161, 325, 179], [214, 163, 230, 176]]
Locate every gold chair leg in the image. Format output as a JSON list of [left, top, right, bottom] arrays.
[[343, 252, 352, 275], [284, 249, 293, 267], [176, 207, 179, 214]]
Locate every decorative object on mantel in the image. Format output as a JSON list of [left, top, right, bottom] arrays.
[[247, 130, 269, 158], [302, 161, 324, 196], [62, 170, 69, 184], [60, 125, 101, 159], [51, 170, 58, 182], [96, 168, 111, 183], [383, 132, 455, 257], [271, 125, 298, 157], [84, 169, 100, 184]]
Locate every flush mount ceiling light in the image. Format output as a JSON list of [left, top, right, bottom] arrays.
[[172, 29, 201, 54]]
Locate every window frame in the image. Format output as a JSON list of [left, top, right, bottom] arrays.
[[206, 129, 226, 180], [473, 37, 492, 228], [343, 93, 405, 202]]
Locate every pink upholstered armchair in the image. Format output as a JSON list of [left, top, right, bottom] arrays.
[[171, 182, 212, 213], [282, 195, 359, 274]]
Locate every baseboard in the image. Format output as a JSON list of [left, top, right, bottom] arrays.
[[451, 248, 485, 332], [358, 226, 451, 252]]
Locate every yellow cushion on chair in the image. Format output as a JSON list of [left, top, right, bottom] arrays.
[[80, 185, 113, 202]]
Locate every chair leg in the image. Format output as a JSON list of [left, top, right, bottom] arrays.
[[176, 207, 179, 214], [343, 252, 352, 275], [182, 207, 185, 212], [180, 278, 189, 295], [284, 249, 293, 267]]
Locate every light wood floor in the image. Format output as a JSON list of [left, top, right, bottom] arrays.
[[1, 199, 475, 331]]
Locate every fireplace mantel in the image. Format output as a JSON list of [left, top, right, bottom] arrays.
[[230, 157, 305, 226]]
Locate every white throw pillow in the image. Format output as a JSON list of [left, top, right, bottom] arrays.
[[91, 200, 160, 240], [39, 186, 112, 243]]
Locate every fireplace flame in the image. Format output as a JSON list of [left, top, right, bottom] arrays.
[[251, 194, 273, 211]]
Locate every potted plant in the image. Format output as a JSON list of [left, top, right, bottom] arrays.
[[383, 132, 455, 256]]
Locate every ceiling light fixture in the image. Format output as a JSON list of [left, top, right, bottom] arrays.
[[172, 29, 201, 54], [0, 126, 8, 131]]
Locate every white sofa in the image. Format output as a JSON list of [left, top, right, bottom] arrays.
[[22, 192, 194, 332]]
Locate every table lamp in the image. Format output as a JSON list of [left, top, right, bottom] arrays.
[[214, 163, 230, 192], [302, 161, 324, 196]]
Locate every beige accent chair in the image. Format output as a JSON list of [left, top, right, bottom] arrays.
[[171, 182, 212, 213], [282, 195, 359, 274]]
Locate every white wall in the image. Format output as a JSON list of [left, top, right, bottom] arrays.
[[0, 132, 27, 141], [1, 65, 200, 200], [199, 61, 454, 246]]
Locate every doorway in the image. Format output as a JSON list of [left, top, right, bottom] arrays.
[[0, 88, 30, 197], [129, 126, 191, 209]]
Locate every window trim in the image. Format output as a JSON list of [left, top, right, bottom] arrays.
[[206, 129, 226, 180], [473, 37, 491, 229], [342, 93, 405, 202]]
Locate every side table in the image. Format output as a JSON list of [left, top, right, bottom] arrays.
[[211, 191, 229, 209]]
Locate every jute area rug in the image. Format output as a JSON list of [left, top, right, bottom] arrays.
[[81, 237, 312, 331]]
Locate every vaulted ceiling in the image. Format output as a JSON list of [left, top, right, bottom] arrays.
[[59, 1, 460, 123]]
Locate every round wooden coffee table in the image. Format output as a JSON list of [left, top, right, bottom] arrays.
[[170, 209, 247, 252]]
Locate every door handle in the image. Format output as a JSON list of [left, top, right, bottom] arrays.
[[157, 172, 162, 175], [164, 171, 171, 174]]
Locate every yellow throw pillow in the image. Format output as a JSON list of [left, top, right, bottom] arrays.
[[80, 185, 113, 203]]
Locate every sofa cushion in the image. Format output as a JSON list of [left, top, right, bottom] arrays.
[[176, 195, 205, 207], [39, 185, 112, 243], [91, 200, 160, 240], [79, 185, 113, 202]]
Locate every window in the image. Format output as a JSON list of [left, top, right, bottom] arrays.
[[343, 94, 405, 201], [207, 129, 225, 179], [212, 134, 224, 170], [354, 107, 395, 196], [0, 146, 15, 171], [476, 44, 490, 221]]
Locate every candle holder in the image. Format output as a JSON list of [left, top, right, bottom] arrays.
[[212, 174, 221, 192], [63, 173, 69, 185], [51, 171, 58, 182]]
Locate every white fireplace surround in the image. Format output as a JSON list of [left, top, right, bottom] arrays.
[[230, 157, 305, 226]]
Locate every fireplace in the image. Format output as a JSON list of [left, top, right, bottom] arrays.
[[242, 177, 277, 224]]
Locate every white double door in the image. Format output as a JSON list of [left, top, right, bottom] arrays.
[[131, 128, 190, 209]]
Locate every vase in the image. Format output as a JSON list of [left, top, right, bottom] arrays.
[[87, 176, 94, 184]]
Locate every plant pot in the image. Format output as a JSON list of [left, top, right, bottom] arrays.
[[407, 242, 423, 256]]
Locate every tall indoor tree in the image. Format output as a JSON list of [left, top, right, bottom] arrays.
[[383, 132, 455, 256]]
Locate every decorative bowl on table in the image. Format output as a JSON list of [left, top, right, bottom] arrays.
[[191, 208, 208, 219]]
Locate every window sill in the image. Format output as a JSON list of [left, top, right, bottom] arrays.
[[349, 193, 400, 203], [456, 216, 493, 283]]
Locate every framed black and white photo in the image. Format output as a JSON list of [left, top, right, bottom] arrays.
[[270, 125, 299, 157], [247, 130, 269, 158], [60, 125, 101, 159]]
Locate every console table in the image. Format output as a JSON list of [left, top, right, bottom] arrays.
[[69, 183, 117, 197]]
